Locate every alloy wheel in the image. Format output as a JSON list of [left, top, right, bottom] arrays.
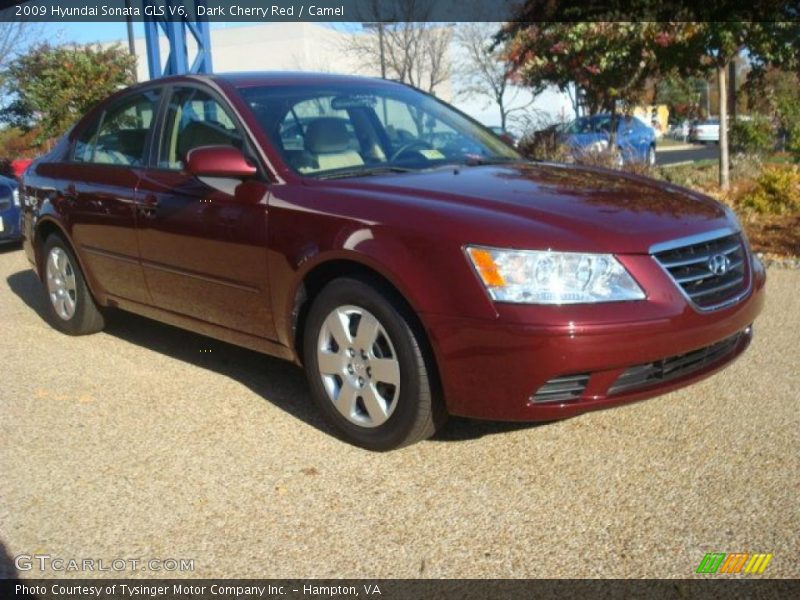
[[316, 304, 401, 428], [46, 247, 77, 320]]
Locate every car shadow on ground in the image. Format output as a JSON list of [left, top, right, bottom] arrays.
[[0, 242, 23, 255], [6, 268, 545, 445], [0, 538, 20, 580]]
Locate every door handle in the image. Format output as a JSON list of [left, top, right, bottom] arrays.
[[137, 194, 159, 218]]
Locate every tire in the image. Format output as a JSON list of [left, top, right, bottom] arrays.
[[647, 145, 657, 167], [303, 277, 445, 450], [41, 234, 105, 335]]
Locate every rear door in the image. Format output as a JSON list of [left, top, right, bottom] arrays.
[[134, 84, 274, 338], [58, 88, 161, 304]]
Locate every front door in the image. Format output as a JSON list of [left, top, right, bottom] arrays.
[[135, 85, 275, 338]]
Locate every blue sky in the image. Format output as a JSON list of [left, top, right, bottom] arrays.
[[38, 21, 347, 46]]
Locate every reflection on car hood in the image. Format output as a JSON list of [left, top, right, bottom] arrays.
[[318, 161, 734, 254]]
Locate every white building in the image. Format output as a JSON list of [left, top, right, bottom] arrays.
[[117, 22, 572, 132]]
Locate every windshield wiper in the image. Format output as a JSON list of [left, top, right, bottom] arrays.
[[460, 156, 521, 166], [317, 166, 417, 180]]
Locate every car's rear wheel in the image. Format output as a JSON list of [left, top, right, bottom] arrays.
[[42, 234, 105, 335], [303, 277, 444, 450], [647, 144, 656, 166]]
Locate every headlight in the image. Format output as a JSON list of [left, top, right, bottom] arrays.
[[466, 246, 645, 304], [12, 188, 20, 207]]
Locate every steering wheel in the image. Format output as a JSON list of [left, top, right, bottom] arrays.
[[389, 140, 432, 161]]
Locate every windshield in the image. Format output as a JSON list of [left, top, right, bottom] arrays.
[[237, 83, 520, 178]]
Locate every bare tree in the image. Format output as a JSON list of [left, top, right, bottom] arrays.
[[0, 22, 39, 73], [338, 1, 452, 95], [453, 22, 533, 130]]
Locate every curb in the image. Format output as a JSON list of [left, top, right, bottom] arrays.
[[656, 144, 704, 152], [758, 254, 800, 269]]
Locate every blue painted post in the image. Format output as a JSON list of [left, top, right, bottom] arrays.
[[144, 17, 162, 79], [143, 1, 214, 79]]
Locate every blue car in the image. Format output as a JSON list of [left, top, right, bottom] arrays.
[[560, 114, 657, 166], [0, 174, 21, 245]]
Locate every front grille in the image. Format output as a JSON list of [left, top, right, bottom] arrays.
[[654, 233, 748, 310], [609, 331, 744, 396], [530, 373, 590, 403]]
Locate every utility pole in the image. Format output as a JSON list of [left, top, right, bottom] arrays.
[[363, 22, 388, 122], [377, 23, 386, 79], [364, 22, 387, 78]]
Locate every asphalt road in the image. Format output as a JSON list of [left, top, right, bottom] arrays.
[[1, 244, 798, 579], [657, 144, 719, 166]]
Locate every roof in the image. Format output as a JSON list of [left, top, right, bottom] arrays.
[[212, 71, 388, 86]]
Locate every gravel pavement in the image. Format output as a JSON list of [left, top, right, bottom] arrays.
[[1, 244, 797, 579]]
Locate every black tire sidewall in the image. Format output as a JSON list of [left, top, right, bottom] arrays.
[[303, 278, 429, 450]]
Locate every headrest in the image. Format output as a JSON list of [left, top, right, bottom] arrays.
[[305, 118, 351, 154]]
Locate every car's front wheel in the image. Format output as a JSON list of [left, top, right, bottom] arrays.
[[647, 144, 657, 166], [303, 277, 444, 450], [42, 234, 105, 335]]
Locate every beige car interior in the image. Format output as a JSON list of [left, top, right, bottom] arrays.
[[298, 117, 365, 173]]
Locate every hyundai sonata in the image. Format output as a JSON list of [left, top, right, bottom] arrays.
[[20, 73, 764, 449]]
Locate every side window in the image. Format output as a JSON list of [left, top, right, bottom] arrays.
[[88, 90, 159, 165], [158, 87, 244, 169]]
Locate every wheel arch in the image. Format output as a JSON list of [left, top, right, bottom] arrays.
[[290, 258, 442, 397], [33, 218, 71, 280]]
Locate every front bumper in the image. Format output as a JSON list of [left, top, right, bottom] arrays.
[[424, 254, 766, 421]]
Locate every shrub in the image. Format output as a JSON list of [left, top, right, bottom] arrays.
[[730, 117, 774, 156], [738, 165, 800, 215], [517, 128, 571, 162]]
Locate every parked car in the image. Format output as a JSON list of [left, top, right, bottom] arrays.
[[20, 73, 765, 449], [559, 114, 657, 166], [690, 118, 720, 143], [0, 174, 21, 245], [11, 158, 33, 179], [667, 119, 690, 142]]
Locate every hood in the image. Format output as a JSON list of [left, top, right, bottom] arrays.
[[312, 162, 734, 254]]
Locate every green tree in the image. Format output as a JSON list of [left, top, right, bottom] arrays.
[[665, 22, 800, 188], [744, 66, 800, 158], [1, 43, 135, 146]]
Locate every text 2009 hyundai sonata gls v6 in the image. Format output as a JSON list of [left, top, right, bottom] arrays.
[[20, 73, 765, 450]]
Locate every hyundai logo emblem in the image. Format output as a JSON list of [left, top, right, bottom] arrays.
[[707, 253, 731, 276]]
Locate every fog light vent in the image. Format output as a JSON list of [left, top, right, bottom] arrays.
[[530, 373, 590, 403]]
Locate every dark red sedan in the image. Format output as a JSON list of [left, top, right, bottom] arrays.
[[20, 73, 765, 450]]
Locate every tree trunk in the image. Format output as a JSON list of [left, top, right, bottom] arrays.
[[608, 101, 618, 148], [718, 63, 730, 190], [728, 59, 736, 121]]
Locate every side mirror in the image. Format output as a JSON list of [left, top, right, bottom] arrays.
[[186, 145, 257, 179]]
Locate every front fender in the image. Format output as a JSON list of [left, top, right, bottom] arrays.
[[267, 213, 499, 353]]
